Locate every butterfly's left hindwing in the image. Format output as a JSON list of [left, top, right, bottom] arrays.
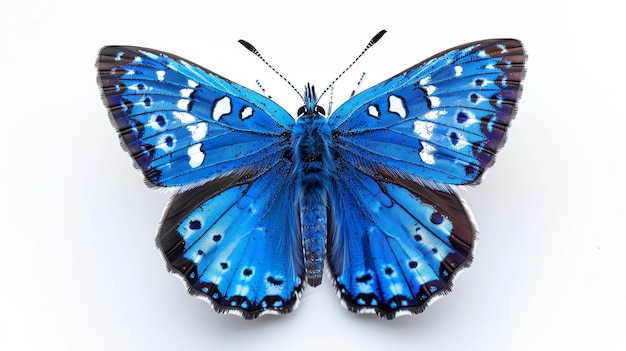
[[158, 159, 304, 319], [97, 46, 294, 187]]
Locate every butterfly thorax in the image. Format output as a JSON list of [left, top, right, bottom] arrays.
[[292, 87, 333, 287]]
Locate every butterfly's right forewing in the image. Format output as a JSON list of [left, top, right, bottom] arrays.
[[330, 39, 525, 186]]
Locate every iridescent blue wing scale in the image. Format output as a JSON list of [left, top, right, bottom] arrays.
[[97, 46, 293, 187], [328, 39, 525, 318], [97, 46, 303, 318], [330, 39, 525, 186]]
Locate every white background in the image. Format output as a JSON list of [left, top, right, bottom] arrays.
[[2, 0, 624, 350]]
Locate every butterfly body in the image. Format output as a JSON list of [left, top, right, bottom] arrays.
[[97, 37, 525, 319], [292, 86, 333, 286]]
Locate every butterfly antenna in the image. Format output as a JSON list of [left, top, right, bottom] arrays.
[[317, 30, 387, 102], [238, 39, 304, 102], [327, 86, 335, 115], [350, 72, 367, 97], [255, 79, 271, 99]]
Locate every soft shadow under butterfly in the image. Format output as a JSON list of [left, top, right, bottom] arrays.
[[97, 30, 526, 319]]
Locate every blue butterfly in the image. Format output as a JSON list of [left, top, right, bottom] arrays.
[[97, 31, 525, 319]]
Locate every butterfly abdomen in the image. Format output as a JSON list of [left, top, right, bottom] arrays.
[[292, 113, 334, 287]]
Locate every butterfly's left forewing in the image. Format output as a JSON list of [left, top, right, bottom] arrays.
[[97, 46, 294, 187]]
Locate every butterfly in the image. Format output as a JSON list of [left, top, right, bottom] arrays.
[[97, 31, 525, 319]]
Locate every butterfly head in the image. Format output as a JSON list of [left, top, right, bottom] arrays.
[[297, 84, 325, 117]]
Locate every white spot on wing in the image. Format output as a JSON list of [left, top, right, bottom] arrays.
[[180, 88, 194, 98], [240, 106, 253, 119], [424, 110, 447, 120], [188, 143, 205, 168], [419, 142, 436, 165], [388, 95, 406, 118], [133, 56, 142, 63], [156, 70, 165, 81], [413, 121, 435, 140], [173, 111, 195, 123], [424, 85, 436, 95], [187, 122, 208, 141], [456, 110, 478, 126], [188, 79, 199, 88], [177, 99, 190, 110], [213, 96, 232, 121], [148, 114, 166, 130], [496, 44, 508, 53], [142, 96, 152, 107], [367, 105, 380, 118], [454, 66, 463, 77], [419, 76, 431, 85], [478, 50, 489, 58], [114, 52, 123, 61], [427, 96, 441, 108], [156, 135, 175, 151]]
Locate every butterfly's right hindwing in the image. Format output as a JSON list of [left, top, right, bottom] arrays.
[[327, 158, 475, 318], [97, 46, 294, 187]]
